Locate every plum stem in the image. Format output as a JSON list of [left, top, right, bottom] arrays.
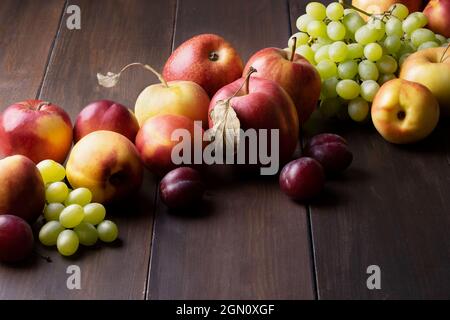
[[440, 43, 450, 63], [36, 101, 50, 110], [290, 36, 297, 62]]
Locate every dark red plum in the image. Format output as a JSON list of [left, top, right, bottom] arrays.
[[279, 157, 325, 201], [0, 215, 34, 263], [159, 167, 205, 209]]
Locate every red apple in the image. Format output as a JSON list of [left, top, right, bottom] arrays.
[[163, 34, 244, 97], [73, 100, 139, 142], [424, 0, 450, 38], [243, 48, 321, 124], [0, 100, 72, 163], [352, 0, 422, 20], [209, 76, 299, 164]]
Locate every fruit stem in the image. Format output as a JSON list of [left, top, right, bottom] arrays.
[[440, 43, 450, 63], [339, 0, 373, 17], [243, 67, 257, 96], [36, 101, 50, 110], [100, 62, 169, 88], [290, 36, 297, 62]]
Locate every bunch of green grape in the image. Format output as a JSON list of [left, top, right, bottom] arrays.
[[36, 160, 119, 257], [288, 1, 450, 122]]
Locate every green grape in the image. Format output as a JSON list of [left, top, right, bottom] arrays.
[[97, 220, 119, 243], [316, 37, 333, 45], [344, 9, 356, 15], [37, 160, 66, 184], [376, 55, 398, 74], [289, 32, 310, 48], [296, 45, 315, 64], [402, 15, 422, 34], [74, 222, 98, 246], [384, 35, 401, 54], [83, 203, 106, 225], [307, 20, 327, 38], [315, 45, 330, 63], [367, 18, 386, 41], [378, 73, 397, 85], [319, 97, 342, 118], [385, 17, 403, 37], [321, 77, 339, 98], [418, 41, 439, 50], [316, 60, 337, 79], [360, 80, 380, 102], [411, 28, 436, 48], [338, 60, 358, 79], [347, 43, 364, 59], [348, 98, 369, 122], [311, 42, 323, 52], [39, 221, 65, 246], [327, 21, 346, 41], [57, 230, 79, 256], [296, 14, 313, 32], [59, 204, 84, 228], [398, 41, 415, 56], [358, 60, 379, 81], [410, 12, 428, 28], [364, 43, 383, 61], [326, 2, 344, 21], [355, 25, 379, 45], [65, 187, 92, 206], [43, 203, 65, 221], [306, 2, 326, 20], [45, 182, 69, 203], [390, 3, 409, 20], [343, 12, 365, 34], [329, 41, 348, 62], [436, 34, 447, 45], [399, 53, 411, 67], [336, 79, 360, 100]]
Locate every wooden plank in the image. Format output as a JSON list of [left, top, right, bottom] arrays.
[[148, 0, 316, 299], [0, 0, 176, 299], [289, 0, 450, 299]]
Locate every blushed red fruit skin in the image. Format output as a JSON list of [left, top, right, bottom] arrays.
[[279, 157, 325, 201], [423, 0, 450, 38], [209, 77, 299, 164], [243, 48, 321, 124], [159, 167, 205, 209], [163, 34, 244, 97], [0, 215, 34, 262], [0, 100, 73, 163], [73, 100, 139, 143], [304, 133, 353, 174]]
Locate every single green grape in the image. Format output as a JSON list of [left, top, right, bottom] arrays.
[[418, 41, 439, 50], [306, 2, 327, 20], [83, 203, 106, 225], [347, 43, 364, 59], [45, 182, 69, 203], [409, 12, 428, 28], [385, 17, 403, 37], [376, 55, 398, 74], [348, 98, 369, 122], [384, 35, 402, 54], [296, 14, 313, 32], [289, 32, 310, 48], [360, 80, 380, 102], [37, 160, 66, 184], [402, 15, 422, 34], [378, 73, 397, 85], [319, 97, 342, 118], [367, 18, 385, 41], [39, 221, 65, 246], [296, 45, 315, 64], [43, 203, 65, 221], [399, 53, 411, 67], [327, 21, 346, 41], [390, 3, 409, 21], [316, 37, 333, 45], [97, 220, 119, 243], [321, 77, 339, 98], [307, 20, 327, 38], [336, 79, 360, 100], [311, 42, 323, 52], [326, 2, 344, 21], [435, 34, 447, 45], [358, 60, 379, 81], [74, 222, 98, 246], [329, 41, 348, 62], [355, 25, 379, 45], [316, 59, 337, 79], [57, 230, 79, 256], [411, 28, 436, 48], [314, 45, 330, 63], [342, 12, 365, 34], [338, 60, 358, 79], [64, 187, 92, 206], [364, 43, 383, 61], [59, 204, 84, 228]]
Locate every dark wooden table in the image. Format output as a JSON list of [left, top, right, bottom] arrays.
[[0, 0, 449, 300]]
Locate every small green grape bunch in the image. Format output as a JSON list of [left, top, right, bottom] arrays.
[[36, 159, 119, 257]]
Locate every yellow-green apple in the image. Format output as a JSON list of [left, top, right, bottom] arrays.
[[163, 34, 244, 97], [74, 100, 139, 142], [423, 0, 450, 37], [0, 100, 72, 163], [66, 131, 143, 203], [209, 75, 299, 164], [0, 155, 45, 223], [399, 47, 450, 115], [135, 80, 210, 128], [135, 114, 204, 176], [243, 48, 320, 124], [371, 79, 439, 144], [352, 0, 421, 20]]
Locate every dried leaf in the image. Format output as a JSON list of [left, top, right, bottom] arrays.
[[208, 99, 240, 156], [97, 72, 120, 88]]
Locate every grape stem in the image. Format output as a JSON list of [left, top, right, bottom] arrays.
[[339, 0, 372, 17], [440, 43, 450, 63], [290, 36, 297, 62]]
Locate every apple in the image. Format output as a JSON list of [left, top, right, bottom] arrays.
[[0, 100, 73, 163], [73, 100, 140, 142], [243, 47, 320, 124], [352, 0, 422, 19], [209, 75, 299, 164], [371, 79, 440, 144], [0, 155, 45, 223], [136, 114, 204, 176], [424, 0, 450, 38], [66, 131, 144, 203], [135, 80, 210, 128], [163, 34, 244, 97], [399, 47, 450, 115], [0, 215, 34, 262]]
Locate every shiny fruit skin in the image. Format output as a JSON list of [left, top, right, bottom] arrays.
[[0, 215, 34, 262], [279, 157, 325, 201], [304, 136, 353, 174], [423, 0, 450, 38], [159, 167, 205, 209], [305, 133, 348, 150], [352, 0, 421, 20]]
